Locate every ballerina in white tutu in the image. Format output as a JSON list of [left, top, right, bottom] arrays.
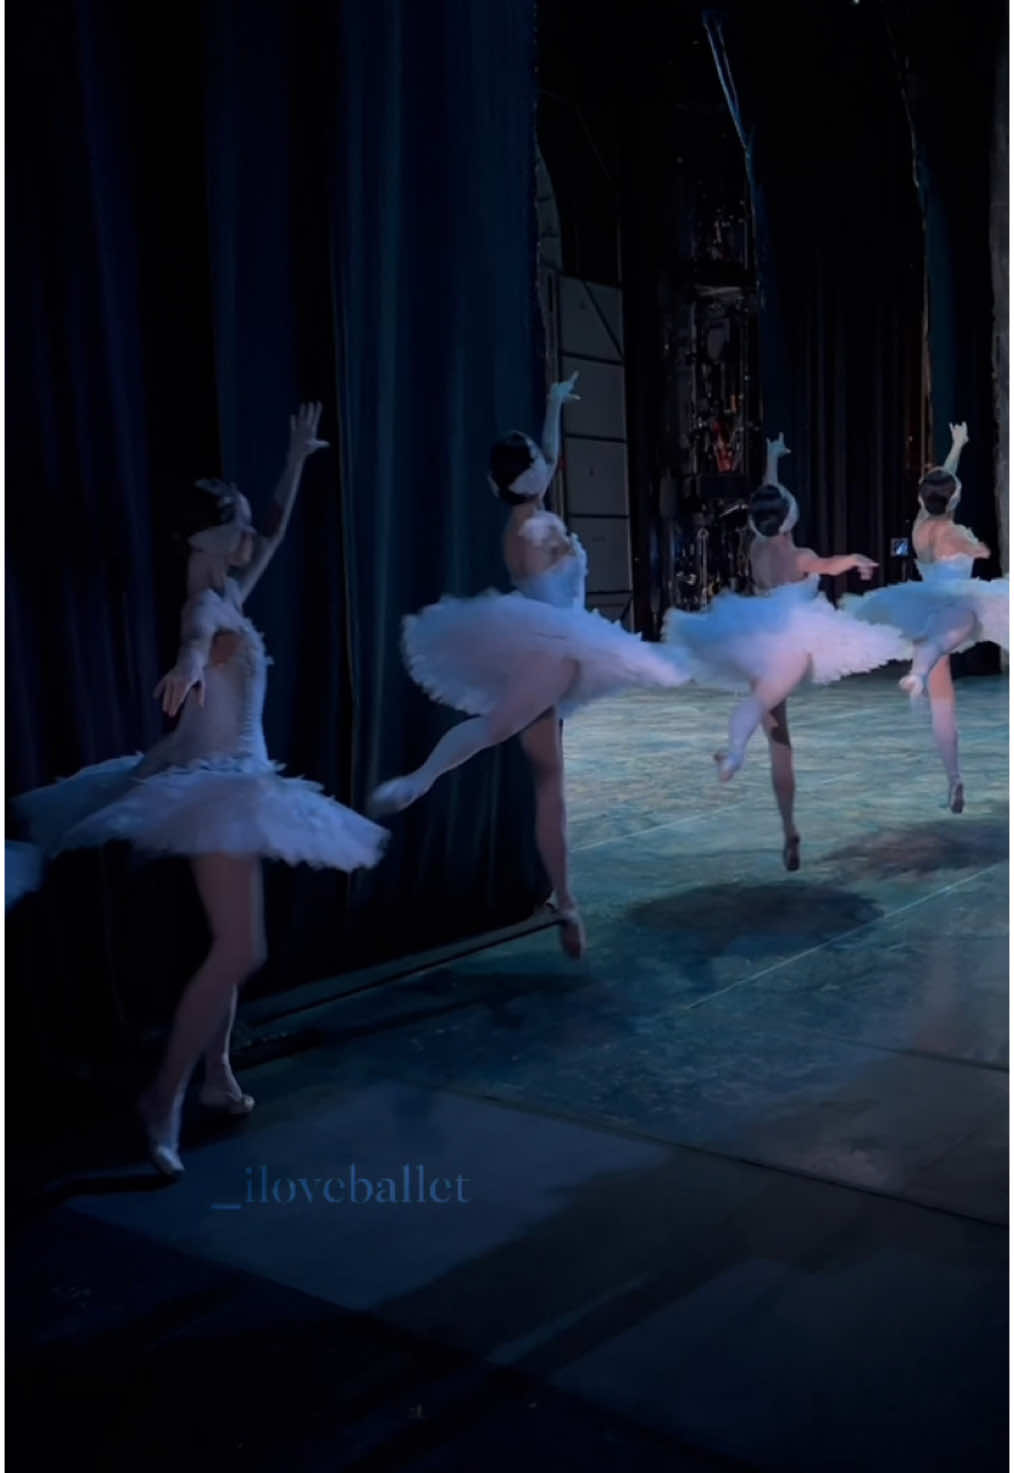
[[843, 421, 1008, 812], [664, 434, 905, 869], [13, 404, 388, 1174], [370, 373, 689, 957]]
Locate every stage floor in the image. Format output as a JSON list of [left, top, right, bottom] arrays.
[[11, 669, 1009, 1471]]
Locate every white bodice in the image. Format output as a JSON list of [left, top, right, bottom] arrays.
[[514, 536, 588, 609], [138, 585, 271, 775], [916, 554, 975, 583]]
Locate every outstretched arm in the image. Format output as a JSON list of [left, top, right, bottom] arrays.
[[540, 372, 580, 479], [764, 431, 790, 487], [796, 548, 878, 580], [235, 403, 329, 601], [942, 421, 969, 477], [153, 594, 219, 719]]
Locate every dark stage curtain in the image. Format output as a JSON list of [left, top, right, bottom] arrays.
[[7, 0, 546, 1088], [701, 5, 930, 598], [883, 1, 1005, 603]]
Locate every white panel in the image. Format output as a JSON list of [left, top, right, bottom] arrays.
[[563, 437, 628, 516], [559, 356, 626, 440], [558, 278, 623, 362], [570, 515, 632, 596]]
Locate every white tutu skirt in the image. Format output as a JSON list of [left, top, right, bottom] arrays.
[[662, 577, 908, 693], [841, 578, 1009, 652], [13, 755, 388, 873], [401, 590, 690, 718]]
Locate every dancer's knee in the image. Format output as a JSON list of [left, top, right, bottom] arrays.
[[210, 932, 267, 983]]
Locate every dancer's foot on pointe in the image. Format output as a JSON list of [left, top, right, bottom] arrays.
[[138, 1091, 184, 1178], [782, 832, 801, 872], [899, 672, 925, 699], [947, 779, 965, 814], [200, 1069, 255, 1116], [714, 749, 743, 783], [550, 901, 586, 960], [369, 774, 429, 817]]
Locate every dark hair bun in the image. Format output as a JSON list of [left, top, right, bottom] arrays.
[[174, 480, 239, 542], [749, 483, 788, 537], [918, 469, 957, 516], [489, 432, 535, 503]]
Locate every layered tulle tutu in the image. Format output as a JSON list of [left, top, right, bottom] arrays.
[[402, 588, 690, 718], [842, 574, 1009, 652], [662, 575, 908, 692], [13, 754, 388, 871], [11, 587, 388, 882]]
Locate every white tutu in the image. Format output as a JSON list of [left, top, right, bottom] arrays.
[[662, 575, 908, 692], [842, 577, 1009, 652], [13, 755, 388, 872], [402, 589, 690, 718], [12, 586, 388, 877]]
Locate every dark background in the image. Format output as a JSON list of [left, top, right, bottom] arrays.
[[6, 0, 1006, 1087]]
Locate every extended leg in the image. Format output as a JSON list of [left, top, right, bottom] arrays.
[[716, 653, 810, 781], [900, 607, 977, 696], [371, 657, 578, 815]]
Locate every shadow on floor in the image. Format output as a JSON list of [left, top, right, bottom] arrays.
[[821, 816, 1009, 878]]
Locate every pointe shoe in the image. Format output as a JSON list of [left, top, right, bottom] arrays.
[[713, 750, 742, 783], [783, 833, 801, 872], [899, 672, 925, 698], [948, 780, 965, 814], [369, 776, 426, 817], [138, 1098, 184, 1178], [550, 903, 586, 960], [199, 1085, 256, 1116]]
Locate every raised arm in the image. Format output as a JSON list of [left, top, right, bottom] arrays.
[[153, 593, 219, 719], [540, 372, 580, 480], [795, 549, 878, 580], [235, 403, 329, 601], [764, 431, 790, 487], [941, 421, 969, 477]]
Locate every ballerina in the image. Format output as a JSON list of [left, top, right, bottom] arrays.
[[13, 404, 388, 1175], [843, 422, 1008, 812], [663, 433, 906, 869], [369, 373, 690, 957]]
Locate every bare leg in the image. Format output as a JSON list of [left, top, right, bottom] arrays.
[[139, 854, 266, 1174], [715, 654, 810, 781], [900, 607, 977, 695], [927, 654, 964, 811], [763, 700, 800, 869], [200, 987, 257, 1113], [371, 657, 579, 815], [520, 713, 584, 959]]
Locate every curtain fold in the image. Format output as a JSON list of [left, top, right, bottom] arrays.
[[7, 0, 548, 1067]]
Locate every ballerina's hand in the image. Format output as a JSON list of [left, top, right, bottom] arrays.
[[948, 421, 969, 448], [154, 662, 205, 719], [549, 372, 580, 404], [288, 401, 329, 461], [767, 431, 790, 458], [853, 554, 877, 581]]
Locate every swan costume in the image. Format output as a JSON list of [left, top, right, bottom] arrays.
[[12, 583, 387, 875], [842, 555, 1008, 653], [400, 512, 690, 717], [662, 575, 908, 693]]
